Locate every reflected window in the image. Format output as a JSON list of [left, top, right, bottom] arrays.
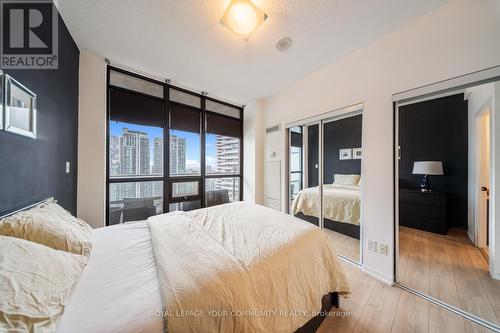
[[289, 126, 303, 203]]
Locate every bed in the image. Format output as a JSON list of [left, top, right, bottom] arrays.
[[291, 184, 361, 239], [3, 200, 350, 333]]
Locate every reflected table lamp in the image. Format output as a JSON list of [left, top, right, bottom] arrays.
[[412, 161, 444, 192]]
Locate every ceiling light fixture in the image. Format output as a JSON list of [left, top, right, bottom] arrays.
[[221, 0, 267, 40]]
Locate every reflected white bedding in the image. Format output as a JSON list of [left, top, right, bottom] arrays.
[[291, 184, 361, 225], [56, 222, 164, 333]]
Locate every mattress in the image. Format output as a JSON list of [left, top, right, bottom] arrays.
[[56, 221, 164, 333], [291, 184, 361, 225]]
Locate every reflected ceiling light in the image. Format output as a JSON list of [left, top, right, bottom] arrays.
[[221, 0, 268, 40]]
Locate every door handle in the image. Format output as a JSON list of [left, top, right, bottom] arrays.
[[481, 187, 490, 196]]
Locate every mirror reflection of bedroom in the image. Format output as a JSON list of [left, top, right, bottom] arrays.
[[288, 107, 362, 263], [397, 81, 500, 328]]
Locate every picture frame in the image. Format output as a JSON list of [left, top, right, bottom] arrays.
[[339, 148, 352, 160], [4, 75, 37, 139], [0, 70, 3, 131], [353, 147, 362, 159]]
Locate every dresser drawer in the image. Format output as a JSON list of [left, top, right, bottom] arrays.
[[400, 191, 446, 208], [399, 189, 447, 234], [400, 203, 446, 220]]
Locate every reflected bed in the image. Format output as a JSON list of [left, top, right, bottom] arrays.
[[292, 184, 361, 239]]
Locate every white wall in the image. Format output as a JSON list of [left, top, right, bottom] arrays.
[[77, 52, 264, 228], [77, 52, 107, 228], [261, 0, 500, 283], [243, 101, 265, 204]]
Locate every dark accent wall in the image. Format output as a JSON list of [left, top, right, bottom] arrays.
[[0, 12, 79, 215], [399, 94, 468, 229], [307, 124, 319, 187], [323, 115, 362, 184]]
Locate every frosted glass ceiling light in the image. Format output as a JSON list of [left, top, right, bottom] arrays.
[[221, 0, 267, 40]]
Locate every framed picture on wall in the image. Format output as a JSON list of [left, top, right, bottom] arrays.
[[4, 75, 37, 138], [353, 148, 362, 159], [339, 148, 352, 160], [0, 70, 3, 130]]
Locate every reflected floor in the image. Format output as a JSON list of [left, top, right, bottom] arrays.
[[324, 228, 360, 262], [398, 226, 500, 329], [318, 260, 498, 333]]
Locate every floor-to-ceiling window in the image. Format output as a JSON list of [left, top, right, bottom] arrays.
[[106, 67, 243, 225]]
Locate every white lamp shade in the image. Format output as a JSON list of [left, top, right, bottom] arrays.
[[412, 161, 444, 175]]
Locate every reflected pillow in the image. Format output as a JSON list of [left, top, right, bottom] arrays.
[[0, 235, 86, 332], [333, 174, 361, 186], [0, 199, 93, 257]]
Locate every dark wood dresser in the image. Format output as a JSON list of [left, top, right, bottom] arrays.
[[399, 189, 447, 234]]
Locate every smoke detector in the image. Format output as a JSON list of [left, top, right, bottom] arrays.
[[276, 37, 293, 51]]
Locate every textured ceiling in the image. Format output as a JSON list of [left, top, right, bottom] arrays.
[[56, 0, 449, 103]]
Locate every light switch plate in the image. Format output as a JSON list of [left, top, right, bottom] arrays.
[[368, 240, 378, 252], [65, 162, 70, 174]]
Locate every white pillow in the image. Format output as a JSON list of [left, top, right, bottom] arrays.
[[0, 235, 86, 332], [0, 199, 93, 257], [333, 174, 361, 186], [357, 177, 362, 186]]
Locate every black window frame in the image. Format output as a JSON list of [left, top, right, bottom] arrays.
[[105, 66, 244, 226]]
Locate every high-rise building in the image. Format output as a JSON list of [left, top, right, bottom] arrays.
[[216, 136, 240, 174], [169, 135, 198, 197], [152, 137, 163, 197], [170, 135, 186, 175], [214, 135, 240, 200], [152, 138, 163, 175], [119, 128, 151, 198], [109, 136, 121, 201], [109, 135, 121, 178]]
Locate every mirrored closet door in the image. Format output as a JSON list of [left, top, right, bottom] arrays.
[[396, 77, 500, 330], [322, 113, 362, 263], [289, 122, 320, 227], [287, 104, 363, 263]]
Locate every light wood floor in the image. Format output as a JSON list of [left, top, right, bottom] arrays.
[[324, 228, 360, 262], [398, 226, 500, 331], [318, 260, 497, 333]]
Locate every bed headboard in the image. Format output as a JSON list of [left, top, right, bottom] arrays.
[[0, 197, 54, 219]]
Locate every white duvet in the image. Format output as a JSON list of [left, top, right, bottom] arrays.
[[148, 202, 350, 333], [291, 184, 361, 225]]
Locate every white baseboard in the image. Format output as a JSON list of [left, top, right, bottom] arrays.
[[362, 265, 394, 286]]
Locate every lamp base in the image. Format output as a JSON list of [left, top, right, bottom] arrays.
[[420, 175, 432, 192]]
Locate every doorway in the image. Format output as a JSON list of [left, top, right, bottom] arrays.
[[475, 103, 491, 259]]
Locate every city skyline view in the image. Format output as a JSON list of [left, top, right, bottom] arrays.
[[108, 121, 240, 209], [110, 121, 219, 171]]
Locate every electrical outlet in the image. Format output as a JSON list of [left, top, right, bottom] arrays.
[[368, 240, 378, 252], [378, 243, 389, 256], [65, 162, 70, 174]]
